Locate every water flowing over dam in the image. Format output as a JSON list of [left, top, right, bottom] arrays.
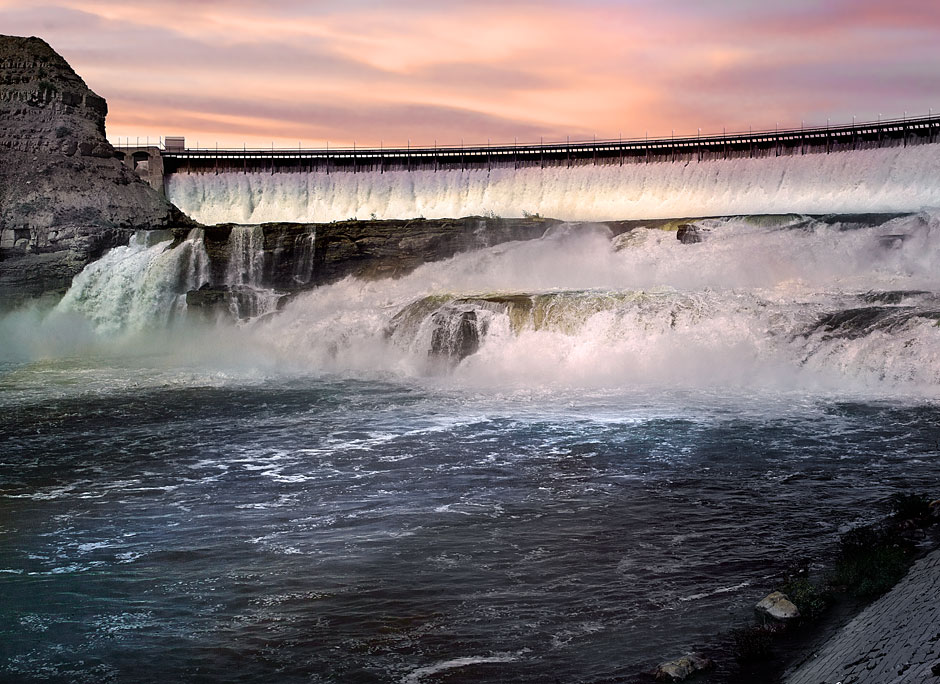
[[166, 144, 940, 224]]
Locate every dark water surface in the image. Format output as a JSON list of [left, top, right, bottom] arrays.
[[2, 367, 940, 683]]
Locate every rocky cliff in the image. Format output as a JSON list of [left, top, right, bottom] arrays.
[[184, 216, 571, 319], [0, 35, 190, 306], [205, 216, 569, 286]]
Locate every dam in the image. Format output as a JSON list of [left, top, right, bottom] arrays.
[[114, 116, 940, 225]]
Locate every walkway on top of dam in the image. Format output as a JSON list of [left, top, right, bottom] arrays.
[[785, 546, 940, 684], [115, 114, 940, 175]]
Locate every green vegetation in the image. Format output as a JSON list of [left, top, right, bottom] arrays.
[[779, 576, 830, 621], [833, 540, 912, 597], [889, 492, 932, 521], [829, 490, 935, 598], [730, 626, 774, 662]]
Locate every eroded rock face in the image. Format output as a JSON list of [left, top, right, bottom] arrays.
[[0, 34, 191, 306], [197, 217, 567, 292], [310, 216, 563, 286]]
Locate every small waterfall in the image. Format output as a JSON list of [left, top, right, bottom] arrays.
[[292, 227, 316, 285], [56, 229, 210, 333], [224, 225, 279, 319], [226, 225, 266, 287]]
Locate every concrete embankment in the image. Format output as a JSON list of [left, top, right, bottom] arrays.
[[785, 547, 940, 684]]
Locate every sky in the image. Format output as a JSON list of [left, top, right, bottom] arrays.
[[2, 0, 939, 148]]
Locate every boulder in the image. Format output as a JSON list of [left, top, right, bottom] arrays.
[[654, 653, 713, 681], [676, 224, 702, 244], [755, 591, 800, 620], [429, 309, 482, 362]]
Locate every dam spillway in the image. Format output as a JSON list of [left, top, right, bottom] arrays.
[[165, 143, 940, 225]]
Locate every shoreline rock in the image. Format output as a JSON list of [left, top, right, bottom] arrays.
[[654, 653, 713, 682], [756, 591, 801, 621]]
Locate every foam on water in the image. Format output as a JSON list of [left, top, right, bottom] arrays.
[[252, 212, 940, 393], [6, 151, 940, 684], [401, 655, 518, 683], [167, 145, 940, 224], [2, 211, 940, 400]]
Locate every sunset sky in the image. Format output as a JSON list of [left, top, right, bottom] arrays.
[[2, 0, 938, 148]]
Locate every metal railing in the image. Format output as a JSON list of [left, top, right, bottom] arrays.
[[113, 114, 940, 173]]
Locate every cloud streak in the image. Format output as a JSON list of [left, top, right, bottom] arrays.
[[1, 0, 936, 147]]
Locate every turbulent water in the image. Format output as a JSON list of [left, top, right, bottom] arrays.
[[2, 205, 940, 682], [166, 145, 940, 224]]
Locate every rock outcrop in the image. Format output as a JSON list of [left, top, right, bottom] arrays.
[[0, 34, 191, 306], [755, 591, 800, 621], [676, 224, 703, 244], [309, 216, 563, 286], [196, 216, 565, 291]]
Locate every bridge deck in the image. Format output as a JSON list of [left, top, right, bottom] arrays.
[[119, 116, 940, 175]]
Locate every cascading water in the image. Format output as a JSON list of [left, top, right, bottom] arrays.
[[254, 213, 940, 392], [224, 224, 280, 319], [54, 228, 210, 334], [225, 225, 265, 287], [166, 144, 940, 224], [292, 226, 316, 285]]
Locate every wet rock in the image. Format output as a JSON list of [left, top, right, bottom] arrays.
[[755, 591, 800, 620], [807, 306, 940, 341], [861, 290, 929, 305], [429, 309, 482, 362], [185, 286, 231, 322], [311, 216, 560, 286], [878, 234, 907, 249], [676, 224, 702, 244], [654, 653, 713, 681], [198, 217, 559, 294], [185, 285, 279, 322]]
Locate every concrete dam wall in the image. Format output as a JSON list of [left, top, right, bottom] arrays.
[[165, 143, 940, 225]]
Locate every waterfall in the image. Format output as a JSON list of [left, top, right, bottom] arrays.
[[55, 229, 210, 333], [255, 212, 940, 390], [292, 227, 316, 285], [224, 224, 279, 319], [166, 144, 940, 225], [225, 225, 265, 287], [22, 204, 940, 393]]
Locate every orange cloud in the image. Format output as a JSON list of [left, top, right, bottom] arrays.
[[1, 0, 936, 148]]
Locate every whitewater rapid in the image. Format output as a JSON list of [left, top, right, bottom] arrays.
[[255, 214, 940, 392], [9, 212, 938, 397], [166, 145, 940, 224]]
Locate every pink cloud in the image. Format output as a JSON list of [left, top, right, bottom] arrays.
[[1, 0, 935, 147]]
